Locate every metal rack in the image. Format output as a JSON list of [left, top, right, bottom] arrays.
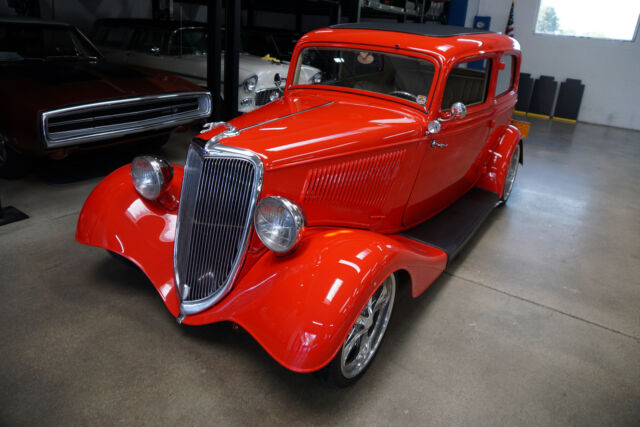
[[345, 0, 427, 23]]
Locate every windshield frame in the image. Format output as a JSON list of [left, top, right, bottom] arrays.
[[0, 22, 102, 61], [289, 43, 440, 112]]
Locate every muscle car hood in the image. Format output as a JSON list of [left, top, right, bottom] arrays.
[[0, 59, 201, 114], [203, 91, 425, 169]]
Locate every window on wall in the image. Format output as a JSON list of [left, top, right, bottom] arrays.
[[535, 0, 640, 41], [495, 55, 515, 97]]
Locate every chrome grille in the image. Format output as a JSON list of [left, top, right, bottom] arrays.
[[174, 143, 263, 315], [42, 92, 211, 148], [255, 88, 281, 106]]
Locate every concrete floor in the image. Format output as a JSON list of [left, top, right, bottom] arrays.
[[1, 118, 639, 425]]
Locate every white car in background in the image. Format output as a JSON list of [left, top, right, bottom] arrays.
[[91, 19, 319, 113]]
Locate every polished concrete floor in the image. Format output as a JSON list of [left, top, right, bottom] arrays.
[[1, 118, 639, 425]]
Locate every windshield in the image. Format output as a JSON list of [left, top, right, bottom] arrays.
[[293, 47, 436, 104], [0, 23, 99, 61], [170, 28, 208, 55]]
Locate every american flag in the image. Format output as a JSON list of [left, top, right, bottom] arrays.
[[505, 1, 515, 37]]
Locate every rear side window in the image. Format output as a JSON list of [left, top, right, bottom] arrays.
[[132, 29, 166, 53], [495, 55, 516, 97], [441, 58, 491, 109]]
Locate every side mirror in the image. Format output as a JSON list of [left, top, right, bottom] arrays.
[[428, 101, 467, 134], [150, 46, 160, 56], [449, 102, 467, 120], [439, 101, 467, 122]]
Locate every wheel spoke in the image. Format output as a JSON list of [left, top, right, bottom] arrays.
[[372, 284, 389, 313], [344, 327, 368, 357]]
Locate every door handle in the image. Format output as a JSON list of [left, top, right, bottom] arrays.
[[431, 140, 448, 148]]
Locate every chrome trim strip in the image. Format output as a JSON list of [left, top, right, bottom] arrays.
[[41, 91, 211, 149], [240, 101, 333, 132], [174, 142, 264, 316], [203, 102, 333, 151]]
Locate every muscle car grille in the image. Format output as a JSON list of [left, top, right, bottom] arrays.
[[255, 88, 281, 106], [174, 144, 261, 315], [42, 92, 211, 149]]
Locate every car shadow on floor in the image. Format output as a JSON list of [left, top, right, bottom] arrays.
[[88, 210, 493, 401]]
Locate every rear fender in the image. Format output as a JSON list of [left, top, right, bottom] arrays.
[[476, 124, 522, 197], [76, 164, 183, 316], [184, 228, 447, 373]]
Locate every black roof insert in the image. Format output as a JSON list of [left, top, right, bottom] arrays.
[[329, 22, 492, 37]]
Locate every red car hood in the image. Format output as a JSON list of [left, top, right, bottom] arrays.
[[200, 90, 426, 170], [0, 59, 201, 113]]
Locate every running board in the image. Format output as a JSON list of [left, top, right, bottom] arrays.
[[401, 188, 499, 263]]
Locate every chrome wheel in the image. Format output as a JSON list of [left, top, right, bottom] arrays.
[[502, 144, 520, 202], [340, 273, 396, 379]]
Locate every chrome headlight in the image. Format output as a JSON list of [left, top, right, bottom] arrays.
[[243, 75, 258, 92], [254, 196, 305, 254], [131, 155, 174, 200], [311, 71, 322, 84]]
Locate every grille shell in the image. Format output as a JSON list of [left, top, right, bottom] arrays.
[[174, 143, 263, 315], [255, 88, 282, 106]]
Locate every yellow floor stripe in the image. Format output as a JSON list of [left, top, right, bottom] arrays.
[[552, 117, 577, 124], [513, 110, 527, 115], [527, 112, 550, 119]]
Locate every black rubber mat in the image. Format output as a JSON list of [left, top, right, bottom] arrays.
[[554, 78, 584, 120], [0, 206, 28, 226], [516, 73, 534, 112], [529, 75, 558, 116], [401, 188, 499, 262]]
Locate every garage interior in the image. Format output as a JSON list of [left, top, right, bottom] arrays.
[[1, 0, 639, 425]]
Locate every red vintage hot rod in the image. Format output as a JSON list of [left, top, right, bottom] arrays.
[[77, 23, 526, 385]]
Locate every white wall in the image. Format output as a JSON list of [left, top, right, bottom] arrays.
[[466, 0, 640, 130]]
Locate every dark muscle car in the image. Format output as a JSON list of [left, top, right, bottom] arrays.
[[0, 17, 211, 178]]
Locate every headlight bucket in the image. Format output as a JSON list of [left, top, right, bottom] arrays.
[[254, 196, 305, 254], [130, 155, 174, 200], [243, 75, 258, 92]]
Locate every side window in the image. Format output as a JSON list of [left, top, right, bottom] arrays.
[[132, 29, 166, 53], [495, 55, 515, 97], [441, 58, 491, 110]]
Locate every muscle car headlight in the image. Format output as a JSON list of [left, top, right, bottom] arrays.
[[254, 196, 305, 254], [130, 155, 174, 200], [243, 75, 258, 92]]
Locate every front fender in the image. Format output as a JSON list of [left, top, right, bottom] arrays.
[[76, 164, 183, 316], [184, 228, 447, 373], [77, 166, 447, 373], [476, 124, 522, 197]]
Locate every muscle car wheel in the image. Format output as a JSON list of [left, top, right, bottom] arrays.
[[501, 143, 521, 203], [324, 273, 397, 386]]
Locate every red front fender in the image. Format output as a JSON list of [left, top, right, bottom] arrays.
[[184, 228, 446, 372], [76, 164, 183, 317], [77, 166, 447, 373]]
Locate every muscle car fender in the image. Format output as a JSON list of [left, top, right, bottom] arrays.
[[184, 228, 447, 373], [76, 165, 183, 316], [476, 124, 523, 197]]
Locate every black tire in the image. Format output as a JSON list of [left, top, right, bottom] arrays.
[[107, 250, 138, 268], [0, 139, 29, 179], [320, 272, 397, 387]]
